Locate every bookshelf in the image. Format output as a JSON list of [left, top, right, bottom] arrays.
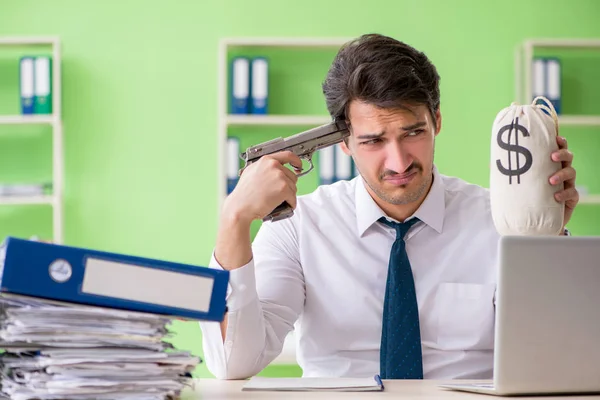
[[514, 38, 600, 205], [0, 37, 64, 243], [217, 37, 349, 366]]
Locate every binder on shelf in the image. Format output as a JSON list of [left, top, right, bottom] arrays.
[[546, 57, 561, 114], [251, 57, 268, 114], [531, 57, 561, 115], [318, 146, 335, 185], [227, 136, 240, 194], [19, 56, 35, 114], [334, 145, 352, 182], [0, 237, 229, 322], [532, 57, 545, 100], [34, 56, 52, 114], [230, 57, 250, 114]]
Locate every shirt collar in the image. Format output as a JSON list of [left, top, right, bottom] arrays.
[[355, 165, 445, 237]]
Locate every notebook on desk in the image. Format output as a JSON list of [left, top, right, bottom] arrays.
[[439, 236, 600, 396], [242, 375, 384, 392]]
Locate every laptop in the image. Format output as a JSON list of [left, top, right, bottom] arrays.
[[439, 235, 600, 396]]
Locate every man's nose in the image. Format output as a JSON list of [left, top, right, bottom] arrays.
[[385, 142, 413, 173]]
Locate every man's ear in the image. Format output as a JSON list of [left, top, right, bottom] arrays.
[[340, 139, 352, 156], [434, 108, 442, 136]]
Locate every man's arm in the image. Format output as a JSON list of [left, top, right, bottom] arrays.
[[199, 151, 305, 380], [199, 218, 304, 379]]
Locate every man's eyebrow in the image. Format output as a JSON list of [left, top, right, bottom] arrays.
[[355, 121, 427, 140], [356, 132, 384, 140], [400, 121, 427, 131]]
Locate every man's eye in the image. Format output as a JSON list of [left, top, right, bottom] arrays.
[[360, 139, 381, 145], [408, 129, 425, 137]]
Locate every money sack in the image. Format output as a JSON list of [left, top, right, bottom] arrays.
[[490, 96, 564, 236]]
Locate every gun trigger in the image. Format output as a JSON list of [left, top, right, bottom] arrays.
[[296, 155, 314, 177]]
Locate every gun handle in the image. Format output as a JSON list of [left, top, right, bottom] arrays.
[[262, 201, 294, 222]]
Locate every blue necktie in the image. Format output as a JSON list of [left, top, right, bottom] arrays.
[[378, 216, 423, 379]]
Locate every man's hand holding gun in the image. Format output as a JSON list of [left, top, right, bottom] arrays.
[[214, 120, 349, 272]]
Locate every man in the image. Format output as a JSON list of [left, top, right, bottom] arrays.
[[199, 33, 579, 380]]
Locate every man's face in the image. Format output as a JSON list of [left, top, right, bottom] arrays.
[[341, 101, 441, 207]]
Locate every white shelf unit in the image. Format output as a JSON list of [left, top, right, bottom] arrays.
[[515, 38, 600, 205], [0, 37, 64, 243], [217, 37, 349, 366]]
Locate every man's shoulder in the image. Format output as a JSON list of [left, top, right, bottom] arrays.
[[297, 178, 357, 208], [439, 173, 491, 211]]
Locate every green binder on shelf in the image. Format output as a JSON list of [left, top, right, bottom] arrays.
[[34, 56, 52, 114]]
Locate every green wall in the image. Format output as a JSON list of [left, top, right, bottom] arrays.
[[1, 0, 599, 378]]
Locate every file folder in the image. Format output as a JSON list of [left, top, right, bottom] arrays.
[[227, 136, 240, 194], [318, 146, 335, 185], [0, 237, 229, 322], [34, 56, 52, 114], [19, 57, 35, 114], [230, 57, 250, 114], [532, 58, 545, 101], [334, 145, 352, 182], [545, 57, 561, 114], [251, 57, 268, 114]]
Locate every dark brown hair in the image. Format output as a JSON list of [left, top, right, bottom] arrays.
[[322, 33, 440, 127]]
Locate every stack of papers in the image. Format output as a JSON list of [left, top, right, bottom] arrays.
[[0, 295, 199, 400]]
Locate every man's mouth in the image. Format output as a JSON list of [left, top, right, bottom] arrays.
[[382, 169, 418, 186]]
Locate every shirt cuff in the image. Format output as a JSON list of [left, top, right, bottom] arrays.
[[209, 251, 258, 312]]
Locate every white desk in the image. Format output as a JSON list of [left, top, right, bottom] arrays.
[[181, 379, 600, 399]]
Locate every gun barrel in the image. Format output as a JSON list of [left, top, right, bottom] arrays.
[[241, 120, 349, 163]]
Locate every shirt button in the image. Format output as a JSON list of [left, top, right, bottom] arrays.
[[225, 340, 233, 348]]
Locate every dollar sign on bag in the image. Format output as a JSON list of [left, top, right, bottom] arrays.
[[496, 117, 532, 184]]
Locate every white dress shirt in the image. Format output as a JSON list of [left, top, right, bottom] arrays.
[[200, 165, 501, 380]]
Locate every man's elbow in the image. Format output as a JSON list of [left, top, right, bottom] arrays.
[[208, 363, 260, 380]]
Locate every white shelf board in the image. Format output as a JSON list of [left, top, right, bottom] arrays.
[[226, 114, 332, 126], [0, 195, 54, 206], [580, 195, 600, 205], [526, 38, 600, 49], [559, 115, 600, 127], [0, 115, 57, 125], [222, 37, 351, 48], [0, 36, 59, 46]]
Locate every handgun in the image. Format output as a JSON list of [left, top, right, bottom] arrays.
[[239, 119, 350, 222]]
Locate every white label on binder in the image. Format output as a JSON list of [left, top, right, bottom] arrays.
[[335, 146, 352, 180], [546, 59, 560, 99], [252, 58, 268, 98], [233, 58, 249, 98], [227, 137, 240, 178], [532, 59, 545, 97], [20, 58, 34, 97], [319, 147, 334, 181], [82, 258, 214, 313], [35, 57, 50, 96]]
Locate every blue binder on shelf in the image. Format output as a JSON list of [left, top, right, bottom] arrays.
[[0, 237, 229, 322], [545, 57, 561, 114], [318, 146, 335, 185], [19, 56, 35, 114], [532, 57, 561, 114], [230, 57, 250, 114], [227, 136, 240, 194], [334, 145, 353, 182], [251, 57, 268, 114]]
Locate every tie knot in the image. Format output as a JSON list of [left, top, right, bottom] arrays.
[[378, 216, 420, 240]]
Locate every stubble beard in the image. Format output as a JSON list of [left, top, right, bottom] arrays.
[[361, 164, 433, 206]]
